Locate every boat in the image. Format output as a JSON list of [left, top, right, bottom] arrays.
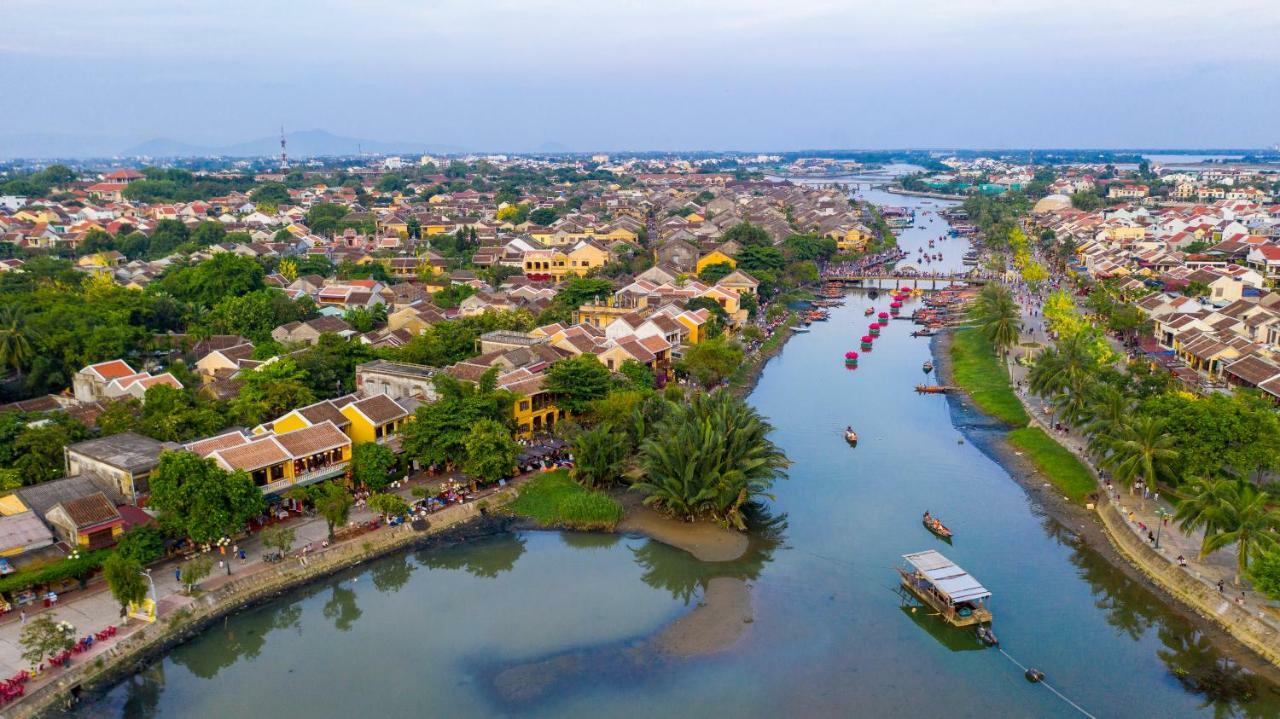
[[864, 307, 875, 316], [911, 329, 934, 338], [922, 512, 952, 539], [922, 361, 934, 373], [976, 625, 999, 647], [915, 385, 953, 394], [897, 550, 992, 627], [844, 427, 858, 445], [791, 327, 810, 334]]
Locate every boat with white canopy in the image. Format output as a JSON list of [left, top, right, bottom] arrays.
[[897, 550, 992, 627]]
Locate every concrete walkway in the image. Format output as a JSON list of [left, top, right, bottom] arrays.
[[0, 471, 513, 681], [999, 261, 1280, 630]]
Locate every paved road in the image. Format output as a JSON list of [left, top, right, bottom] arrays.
[[1000, 259, 1279, 627]]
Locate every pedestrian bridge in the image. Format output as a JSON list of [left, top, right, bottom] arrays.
[[823, 273, 988, 289]]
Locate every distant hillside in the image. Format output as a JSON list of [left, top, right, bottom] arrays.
[[122, 129, 468, 158]]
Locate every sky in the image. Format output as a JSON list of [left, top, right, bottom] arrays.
[[2, 0, 1279, 155]]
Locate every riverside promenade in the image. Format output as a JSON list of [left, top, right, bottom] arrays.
[[1003, 277, 1280, 665], [0, 472, 530, 716]]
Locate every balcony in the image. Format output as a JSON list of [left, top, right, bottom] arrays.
[[261, 462, 348, 495]]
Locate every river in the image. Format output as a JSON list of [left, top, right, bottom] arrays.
[[64, 192, 1280, 719]]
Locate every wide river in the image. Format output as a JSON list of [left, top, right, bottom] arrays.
[[66, 189, 1280, 718]]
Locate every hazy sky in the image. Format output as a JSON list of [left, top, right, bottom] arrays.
[[3, 0, 1279, 152]]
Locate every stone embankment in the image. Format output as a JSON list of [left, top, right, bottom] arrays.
[[1096, 500, 1280, 667], [17, 487, 521, 719]]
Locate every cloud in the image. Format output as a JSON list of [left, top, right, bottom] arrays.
[[1, 0, 1278, 150]]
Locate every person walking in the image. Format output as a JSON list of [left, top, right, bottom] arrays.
[[19, 609, 25, 625]]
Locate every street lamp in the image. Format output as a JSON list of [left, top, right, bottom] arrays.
[[140, 568, 158, 616], [1154, 508, 1171, 549]]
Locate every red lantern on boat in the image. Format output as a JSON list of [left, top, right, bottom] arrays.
[[860, 335, 873, 343], [890, 301, 902, 308], [844, 351, 859, 359], [878, 311, 889, 319], [900, 285, 912, 293]]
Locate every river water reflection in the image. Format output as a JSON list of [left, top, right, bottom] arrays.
[[65, 189, 1280, 718]]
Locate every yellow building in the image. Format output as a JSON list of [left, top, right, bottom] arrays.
[[194, 421, 353, 495], [501, 373, 565, 437], [339, 394, 412, 446], [523, 241, 610, 280], [695, 249, 737, 274], [830, 225, 873, 253]]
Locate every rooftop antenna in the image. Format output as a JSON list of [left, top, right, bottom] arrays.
[[280, 126, 289, 169]]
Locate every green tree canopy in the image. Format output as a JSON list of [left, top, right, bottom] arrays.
[[543, 355, 614, 414], [147, 451, 266, 543], [463, 418, 518, 482]]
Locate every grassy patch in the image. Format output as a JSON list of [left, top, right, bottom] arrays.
[[1007, 427, 1096, 503], [949, 328, 1029, 426], [506, 470, 623, 531]]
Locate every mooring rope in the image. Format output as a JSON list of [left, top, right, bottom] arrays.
[[997, 647, 1097, 719], [791, 547, 1097, 718]]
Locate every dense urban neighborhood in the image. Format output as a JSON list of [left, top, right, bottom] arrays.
[[4, 147, 1280, 716]]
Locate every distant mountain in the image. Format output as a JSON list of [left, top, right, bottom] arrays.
[[0, 129, 467, 159], [122, 129, 467, 159]]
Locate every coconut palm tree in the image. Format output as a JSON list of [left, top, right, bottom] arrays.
[[0, 306, 35, 380], [1028, 332, 1095, 398], [1100, 415, 1178, 488], [1082, 384, 1134, 456], [980, 292, 1022, 355], [1175, 476, 1239, 549], [633, 391, 789, 530], [1196, 482, 1280, 583], [570, 423, 628, 489]]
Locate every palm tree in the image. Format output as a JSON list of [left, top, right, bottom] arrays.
[[1081, 384, 1134, 456], [570, 423, 628, 489], [1100, 415, 1178, 488], [0, 305, 35, 380], [1175, 476, 1238, 550], [1028, 332, 1095, 398], [633, 391, 789, 530], [1190, 481, 1280, 583]]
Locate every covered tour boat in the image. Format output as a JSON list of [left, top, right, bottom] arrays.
[[897, 550, 992, 627], [915, 384, 951, 394]]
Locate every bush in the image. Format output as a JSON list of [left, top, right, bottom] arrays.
[[0, 549, 111, 595], [506, 470, 622, 531], [1007, 427, 1095, 503], [950, 328, 1029, 426]]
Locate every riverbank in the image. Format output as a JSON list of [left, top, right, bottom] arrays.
[[17, 489, 522, 719], [884, 187, 967, 201], [934, 316, 1280, 681], [948, 327, 1029, 426]]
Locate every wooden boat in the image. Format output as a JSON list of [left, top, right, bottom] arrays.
[[915, 385, 953, 394], [923, 514, 952, 539], [922, 361, 934, 373], [897, 550, 992, 627], [864, 307, 875, 316], [911, 329, 934, 337], [844, 428, 858, 445]]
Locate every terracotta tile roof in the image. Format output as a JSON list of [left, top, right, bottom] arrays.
[[349, 394, 409, 425], [215, 437, 290, 471], [60, 492, 122, 529], [274, 421, 349, 457], [88, 359, 136, 380], [298, 400, 350, 429], [186, 431, 249, 456]]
